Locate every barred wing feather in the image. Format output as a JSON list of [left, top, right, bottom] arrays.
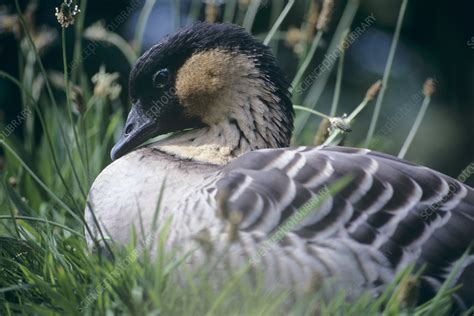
[[215, 146, 474, 309]]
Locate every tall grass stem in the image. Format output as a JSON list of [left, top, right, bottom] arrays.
[[72, 0, 88, 83], [0, 70, 81, 212], [293, 0, 360, 138], [223, 0, 237, 22], [173, 0, 181, 29], [0, 141, 82, 224], [397, 96, 431, 159], [0, 216, 84, 238], [62, 28, 88, 179], [134, 0, 157, 54], [8, 5, 113, 253], [330, 30, 348, 116], [323, 97, 371, 145], [293, 105, 331, 120], [14, 0, 88, 210], [290, 31, 323, 92], [263, 0, 295, 45], [190, 0, 202, 22], [365, 0, 408, 147], [243, 0, 262, 31]]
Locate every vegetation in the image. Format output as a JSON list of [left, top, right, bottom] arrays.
[[0, 0, 469, 315]]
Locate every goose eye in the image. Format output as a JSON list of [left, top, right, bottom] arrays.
[[153, 69, 170, 89]]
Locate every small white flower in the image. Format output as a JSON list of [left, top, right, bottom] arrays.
[[55, 0, 80, 28], [91, 66, 122, 101], [328, 114, 352, 133]]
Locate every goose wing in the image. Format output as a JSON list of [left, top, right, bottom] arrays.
[[215, 146, 474, 309]]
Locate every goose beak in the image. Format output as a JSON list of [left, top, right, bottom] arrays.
[[111, 101, 159, 161]]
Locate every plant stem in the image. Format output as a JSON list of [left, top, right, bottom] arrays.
[[0, 70, 81, 213], [2, 181, 21, 238], [190, 0, 202, 22], [12, 2, 113, 256], [1, 131, 112, 257], [290, 31, 323, 93], [293, 0, 360, 139], [346, 98, 370, 122], [398, 96, 431, 159], [223, 0, 237, 23], [72, 0, 88, 84], [243, 0, 262, 31], [134, 0, 157, 54], [330, 38, 347, 116], [293, 105, 331, 120], [268, 0, 284, 53], [87, 31, 138, 66], [62, 28, 88, 180], [0, 216, 84, 238], [263, 0, 295, 46], [0, 141, 82, 224], [173, 0, 180, 29], [14, 0, 86, 209], [323, 97, 370, 146], [81, 116, 91, 185], [18, 44, 34, 154], [14, 0, 58, 117], [365, 0, 408, 147]]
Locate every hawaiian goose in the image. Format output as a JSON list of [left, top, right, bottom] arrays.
[[86, 22, 474, 310]]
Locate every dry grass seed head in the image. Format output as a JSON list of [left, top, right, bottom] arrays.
[[423, 78, 436, 97], [316, 0, 335, 32], [365, 80, 383, 101]]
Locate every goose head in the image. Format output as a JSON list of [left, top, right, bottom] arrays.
[[111, 22, 293, 164]]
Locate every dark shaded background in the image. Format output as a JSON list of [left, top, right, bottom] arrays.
[[0, 0, 473, 184]]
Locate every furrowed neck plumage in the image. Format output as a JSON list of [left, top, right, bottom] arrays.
[[120, 23, 293, 164], [153, 31, 293, 164]]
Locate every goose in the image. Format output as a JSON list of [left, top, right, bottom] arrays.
[[86, 22, 474, 310]]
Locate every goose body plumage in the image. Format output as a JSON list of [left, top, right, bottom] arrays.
[[86, 22, 474, 310]]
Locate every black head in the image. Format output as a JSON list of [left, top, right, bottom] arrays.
[[111, 22, 293, 161]]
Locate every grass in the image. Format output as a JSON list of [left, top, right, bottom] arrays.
[[0, 0, 470, 315], [364, 0, 408, 147]]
